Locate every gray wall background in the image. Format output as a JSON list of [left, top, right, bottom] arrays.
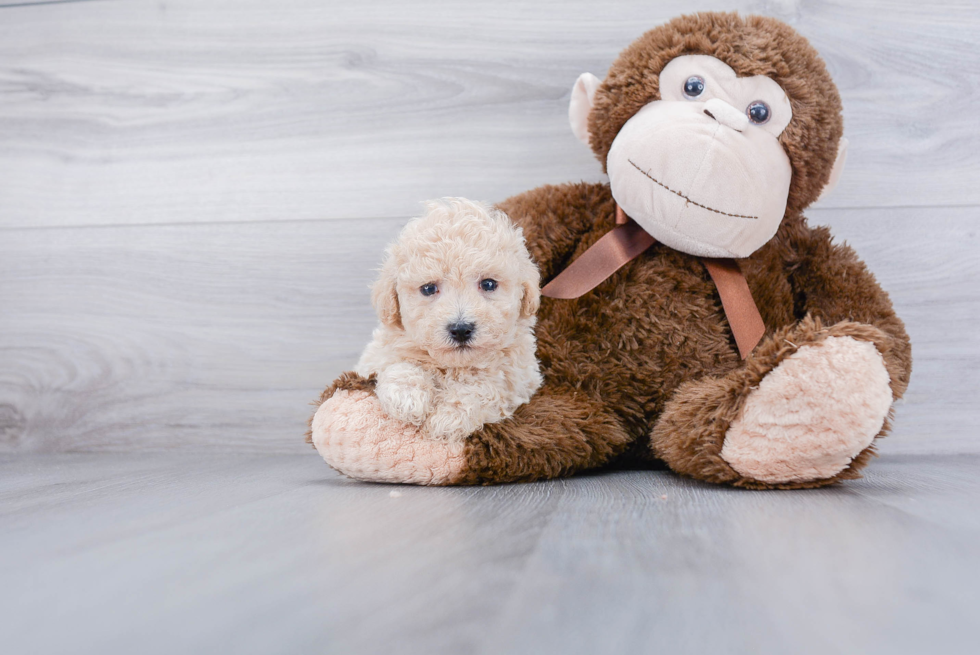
[[1, 0, 977, 454]]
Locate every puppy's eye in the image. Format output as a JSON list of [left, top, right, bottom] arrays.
[[683, 76, 705, 99], [420, 283, 438, 296], [480, 279, 498, 292]]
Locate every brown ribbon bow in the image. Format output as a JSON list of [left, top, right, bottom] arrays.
[[540, 205, 766, 359]]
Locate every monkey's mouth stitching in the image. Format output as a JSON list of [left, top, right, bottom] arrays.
[[627, 159, 758, 220]]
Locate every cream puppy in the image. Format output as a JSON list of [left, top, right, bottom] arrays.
[[354, 198, 542, 441]]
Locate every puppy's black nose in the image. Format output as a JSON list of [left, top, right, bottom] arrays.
[[448, 321, 476, 345]]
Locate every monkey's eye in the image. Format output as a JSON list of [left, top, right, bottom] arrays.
[[683, 76, 705, 99], [420, 283, 438, 296], [480, 278, 498, 292], [747, 101, 771, 125]]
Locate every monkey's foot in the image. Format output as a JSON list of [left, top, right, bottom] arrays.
[[719, 335, 893, 484], [651, 319, 899, 489], [311, 389, 465, 485]]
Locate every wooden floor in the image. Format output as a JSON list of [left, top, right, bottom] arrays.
[[2, 453, 978, 654], [2, 1, 979, 653]]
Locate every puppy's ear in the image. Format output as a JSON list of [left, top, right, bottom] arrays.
[[520, 280, 541, 319], [371, 273, 402, 329]]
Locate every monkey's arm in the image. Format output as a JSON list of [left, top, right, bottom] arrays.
[[786, 221, 912, 397], [453, 381, 631, 484], [496, 182, 615, 281], [309, 373, 631, 485]]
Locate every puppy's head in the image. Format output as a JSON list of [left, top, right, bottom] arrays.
[[372, 198, 540, 366]]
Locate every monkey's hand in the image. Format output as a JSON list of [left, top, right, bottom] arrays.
[[374, 362, 434, 426], [310, 373, 466, 485]]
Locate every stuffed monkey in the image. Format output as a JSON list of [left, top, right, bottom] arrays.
[[309, 12, 912, 489]]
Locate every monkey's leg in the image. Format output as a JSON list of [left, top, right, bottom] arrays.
[[650, 317, 900, 489], [310, 373, 632, 485]]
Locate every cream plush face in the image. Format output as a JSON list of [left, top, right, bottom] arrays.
[[570, 55, 835, 259], [372, 199, 540, 368], [609, 55, 792, 258]]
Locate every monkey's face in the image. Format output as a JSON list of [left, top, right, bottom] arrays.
[[571, 14, 847, 246], [606, 55, 794, 258]]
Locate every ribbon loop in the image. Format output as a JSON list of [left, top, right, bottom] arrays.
[[540, 219, 655, 299], [539, 205, 765, 359]]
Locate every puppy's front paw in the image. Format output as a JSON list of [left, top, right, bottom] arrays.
[[424, 405, 471, 441], [376, 363, 434, 425]]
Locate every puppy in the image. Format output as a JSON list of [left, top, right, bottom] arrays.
[[354, 198, 542, 441]]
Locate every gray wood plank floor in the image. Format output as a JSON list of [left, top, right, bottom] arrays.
[[2, 452, 978, 655]]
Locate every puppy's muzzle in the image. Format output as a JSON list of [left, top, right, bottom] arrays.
[[447, 320, 476, 346]]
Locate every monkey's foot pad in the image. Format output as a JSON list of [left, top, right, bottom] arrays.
[[721, 336, 893, 483]]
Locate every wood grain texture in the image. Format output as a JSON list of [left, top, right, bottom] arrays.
[[0, 216, 404, 453], [1, 206, 976, 455], [0, 0, 978, 228], [1, 452, 977, 654]]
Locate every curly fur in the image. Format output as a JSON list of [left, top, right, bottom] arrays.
[[354, 198, 542, 442]]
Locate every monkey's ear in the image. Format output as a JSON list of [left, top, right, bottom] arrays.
[[816, 137, 848, 203], [520, 280, 541, 319], [371, 274, 402, 329], [569, 72, 601, 147]]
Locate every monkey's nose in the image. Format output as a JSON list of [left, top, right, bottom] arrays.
[[448, 321, 476, 345], [703, 98, 748, 132]]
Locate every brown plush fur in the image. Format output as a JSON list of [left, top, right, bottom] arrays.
[[311, 12, 912, 488], [455, 383, 633, 484]]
